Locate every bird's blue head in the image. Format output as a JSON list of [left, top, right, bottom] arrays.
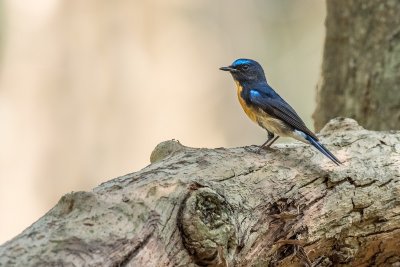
[[220, 58, 266, 83]]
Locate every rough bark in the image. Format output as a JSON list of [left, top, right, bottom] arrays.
[[1, 118, 400, 266], [313, 0, 400, 131]]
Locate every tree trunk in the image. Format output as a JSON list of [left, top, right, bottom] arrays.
[[0, 118, 399, 266], [313, 0, 400, 131]]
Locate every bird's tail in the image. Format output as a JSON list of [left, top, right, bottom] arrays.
[[305, 135, 341, 165]]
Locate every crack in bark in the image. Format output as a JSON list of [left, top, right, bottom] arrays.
[[217, 166, 264, 182], [369, 241, 384, 266], [284, 184, 296, 195], [161, 202, 178, 233], [108, 211, 160, 267], [379, 178, 393, 187], [387, 24, 400, 41], [304, 238, 321, 248], [305, 192, 328, 209], [350, 197, 373, 220], [383, 254, 400, 265], [339, 136, 368, 147], [348, 227, 400, 239], [362, 227, 400, 238], [327, 176, 376, 189], [298, 177, 323, 190]]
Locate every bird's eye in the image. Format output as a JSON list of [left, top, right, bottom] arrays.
[[242, 65, 249, 70]]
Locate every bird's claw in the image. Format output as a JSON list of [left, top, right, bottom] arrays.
[[244, 146, 267, 154], [256, 147, 264, 154]]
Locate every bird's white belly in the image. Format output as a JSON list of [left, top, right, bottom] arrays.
[[256, 110, 308, 143], [255, 110, 292, 137]]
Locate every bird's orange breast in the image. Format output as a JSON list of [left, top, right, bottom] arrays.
[[235, 81, 258, 123]]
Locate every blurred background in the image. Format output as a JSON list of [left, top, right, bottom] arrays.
[[0, 0, 325, 243]]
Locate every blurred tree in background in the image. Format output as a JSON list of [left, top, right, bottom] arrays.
[[314, 0, 400, 131]]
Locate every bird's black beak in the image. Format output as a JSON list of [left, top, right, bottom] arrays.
[[219, 66, 237, 72]]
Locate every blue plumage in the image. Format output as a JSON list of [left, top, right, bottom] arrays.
[[305, 135, 341, 165], [220, 58, 341, 165], [231, 59, 252, 67]]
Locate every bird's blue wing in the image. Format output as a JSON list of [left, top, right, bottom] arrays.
[[248, 89, 319, 140]]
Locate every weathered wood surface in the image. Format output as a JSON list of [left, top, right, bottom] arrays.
[[1, 118, 399, 266]]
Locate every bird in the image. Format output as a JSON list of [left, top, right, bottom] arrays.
[[220, 58, 341, 165]]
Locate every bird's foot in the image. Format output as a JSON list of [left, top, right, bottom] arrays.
[[245, 146, 261, 154], [257, 145, 275, 153], [245, 145, 272, 154], [256, 146, 265, 154]]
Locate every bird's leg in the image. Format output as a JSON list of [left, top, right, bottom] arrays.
[[257, 131, 279, 153], [264, 135, 279, 148], [259, 131, 274, 148]]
